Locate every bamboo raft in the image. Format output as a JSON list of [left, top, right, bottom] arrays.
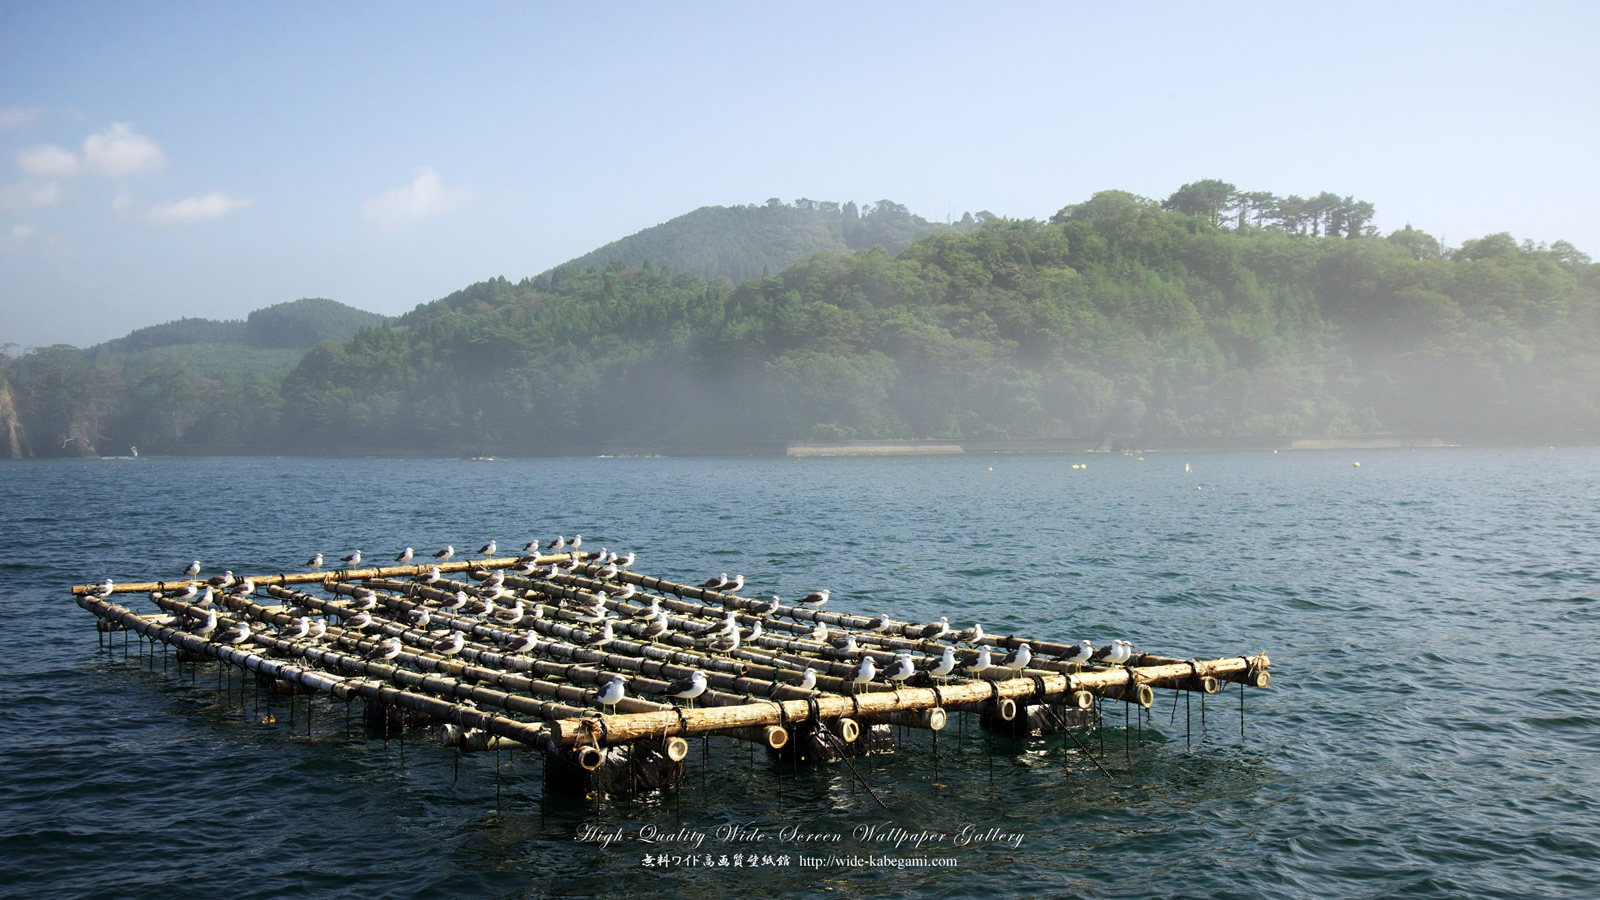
[[72, 548, 1271, 795]]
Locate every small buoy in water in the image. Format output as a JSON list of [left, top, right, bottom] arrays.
[[1353, 462, 1361, 467], [261, 714, 276, 724], [988, 467, 993, 471]]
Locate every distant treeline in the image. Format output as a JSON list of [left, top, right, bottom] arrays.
[[2, 186, 1596, 457]]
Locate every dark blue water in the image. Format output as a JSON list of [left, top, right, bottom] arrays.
[[2, 449, 1597, 899]]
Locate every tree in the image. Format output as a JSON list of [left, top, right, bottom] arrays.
[[1162, 179, 1237, 227]]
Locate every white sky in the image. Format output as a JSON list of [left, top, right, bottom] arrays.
[[2, 1, 1595, 349]]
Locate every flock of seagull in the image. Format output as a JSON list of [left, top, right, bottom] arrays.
[[133, 539, 1139, 716]]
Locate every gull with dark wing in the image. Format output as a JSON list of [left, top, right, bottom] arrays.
[[595, 676, 626, 714], [365, 636, 403, 661], [306, 553, 323, 570], [431, 631, 465, 656], [998, 642, 1032, 672], [798, 589, 830, 608], [340, 550, 362, 567], [661, 670, 707, 707], [477, 540, 497, 557], [432, 545, 455, 561], [185, 560, 202, 577], [395, 547, 414, 563]]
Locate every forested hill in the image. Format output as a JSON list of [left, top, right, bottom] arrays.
[[543, 198, 972, 286], [5, 183, 1597, 457], [88, 298, 388, 358]]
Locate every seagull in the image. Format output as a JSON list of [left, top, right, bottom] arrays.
[[638, 612, 668, 641], [307, 618, 327, 641], [477, 540, 497, 557], [348, 587, 377, 609], [690, 611, 737, 639], [507, 630, 538, 654], [365, 636, 403, 661], [441, 590, 467, 611], [94, 579, 115, 598], [196, 585, 215, 607], [611, 584, 637, 602], [431, 631, 465, 656], [964, 646, 992, 677], [850, 656, 877, 693], [395, 547, 414, 563], [184, 560, 201, 577], [511, 557, 539, 575], [278, 616, 311, 641], [884, 652, 916, 684], [828, 633, 858, 656], [580, 620, 614, 647], [1055, 640, 1094, 667], [808, 621, 829, 643], [631, 596, 661, 619], [174, 583, 198, 601], [614, 552, 635, 569], [699, 573, 728, 589], [207, 571, 235, 589], [192, 608, 218, 638], [306, 553, 323, 569], [340, 550, 362, 566], [782, 666, 818, 693], [418, 566, 443, 584], [432, 545, 455, 561], [342, 610, 373, 630], [662, 670, 707, 707], [704, 628, 740, 656], [929, 646, 957, 681], [547, 536, 566, 551], [406, 606, 432, 628], [956, 623, 985, 646], [467, 597, 496, 618], [862, 613, 892, 632], [494, 601, 526, 626], [999, 642, 1032, 672], [724, 574, 745, 593], [597, 563, 619, 580], [1092, 639, 1132, 666], [799, 589, 830, 607], [228, 577, 255, 596], [916, 617, 951, 642], [749, 595, 780, 617], [595, 676, 626, 713], [570, 535, 583, 550], [215, 620, 251, 645]]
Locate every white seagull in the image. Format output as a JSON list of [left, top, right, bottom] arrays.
[[395, 547, 414, 563], [595, 676, 626, 712], [885, 652, 916, 684], [850, 656, 877, 693], [662, 670, 707, 706], [306, 553, 323, 569], [964, 646, 992, 677], [278, 616, 311, 641], [917, 617, 951, 642], [431, 631, 465, 656], [185, 560, 202, 576], [799, 589, 830, 607], [508, 630, 538, 654], [783, 666, 818, 693], [406, 606, 432, 628], [432, 546, 455, 561], [340, 550, 362, 566], [193, 609, 218, 638], [215, 620, 251, 645], [365, 637, 403, 661], [478, 540, 497, 557], [999, 642, 1032, 672], [1055, 640, 1094, 667], [930, 646, 957, 680]]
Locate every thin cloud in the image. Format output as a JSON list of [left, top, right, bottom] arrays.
[[18, 145, 80, 177], [362, 167, 471, 232], [0, 108, 41, 130], [146, 191, 252, 225], [0, 224, 36, 252], [82, 123, 166, 176], [0, 180, 62, 211]]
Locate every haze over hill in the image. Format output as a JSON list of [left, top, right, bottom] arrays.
[[2, 186, 1596, 458]]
